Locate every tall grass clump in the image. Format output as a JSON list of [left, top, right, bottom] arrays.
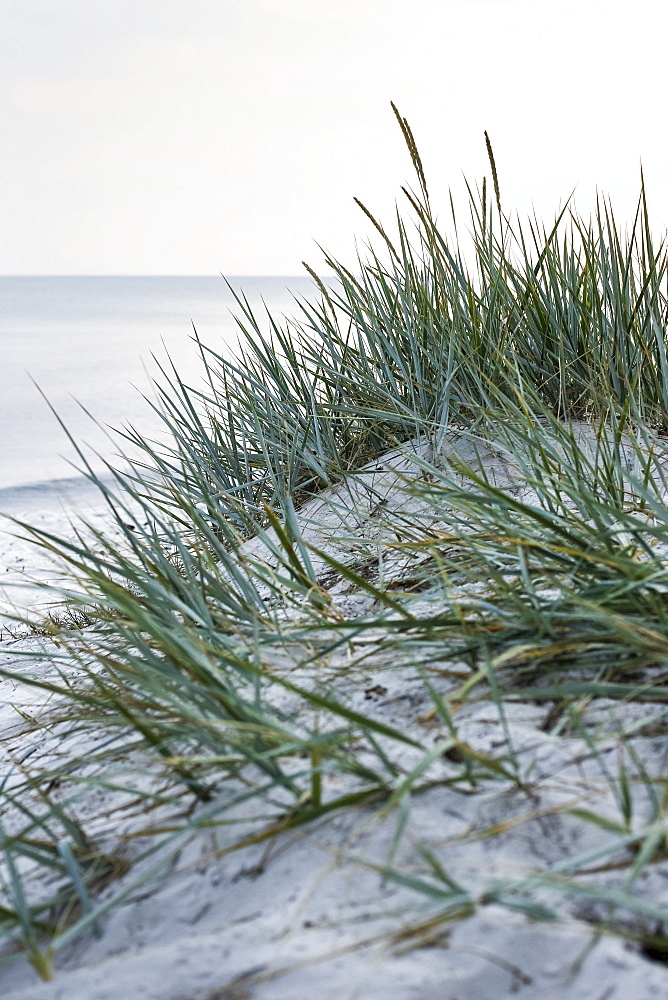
[[3, 104, 668, 977]]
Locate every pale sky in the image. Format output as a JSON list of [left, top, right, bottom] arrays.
[[1, 0, 667, 275]]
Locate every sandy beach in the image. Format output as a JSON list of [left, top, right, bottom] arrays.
[[2, 446, 668, 999]]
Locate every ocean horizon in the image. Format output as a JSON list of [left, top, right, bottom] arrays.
[[0, 275, 315, 506]]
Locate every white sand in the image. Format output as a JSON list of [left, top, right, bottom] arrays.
[[2, 447, 668, 998]]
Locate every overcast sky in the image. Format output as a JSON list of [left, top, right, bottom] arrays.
[[1, 0, 666, 275]]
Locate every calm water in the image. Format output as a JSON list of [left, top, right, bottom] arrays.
[[0, 276, 313, 507]]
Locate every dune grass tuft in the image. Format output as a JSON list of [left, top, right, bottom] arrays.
[[3, 106, 668, 978]]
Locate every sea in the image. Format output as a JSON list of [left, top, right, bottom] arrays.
[[0, 276, 314, 515]]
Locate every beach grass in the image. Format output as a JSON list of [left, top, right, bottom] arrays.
[[3, 106, 668, 980]]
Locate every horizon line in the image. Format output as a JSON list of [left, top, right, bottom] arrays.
[[0, 273, 325, 279]]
